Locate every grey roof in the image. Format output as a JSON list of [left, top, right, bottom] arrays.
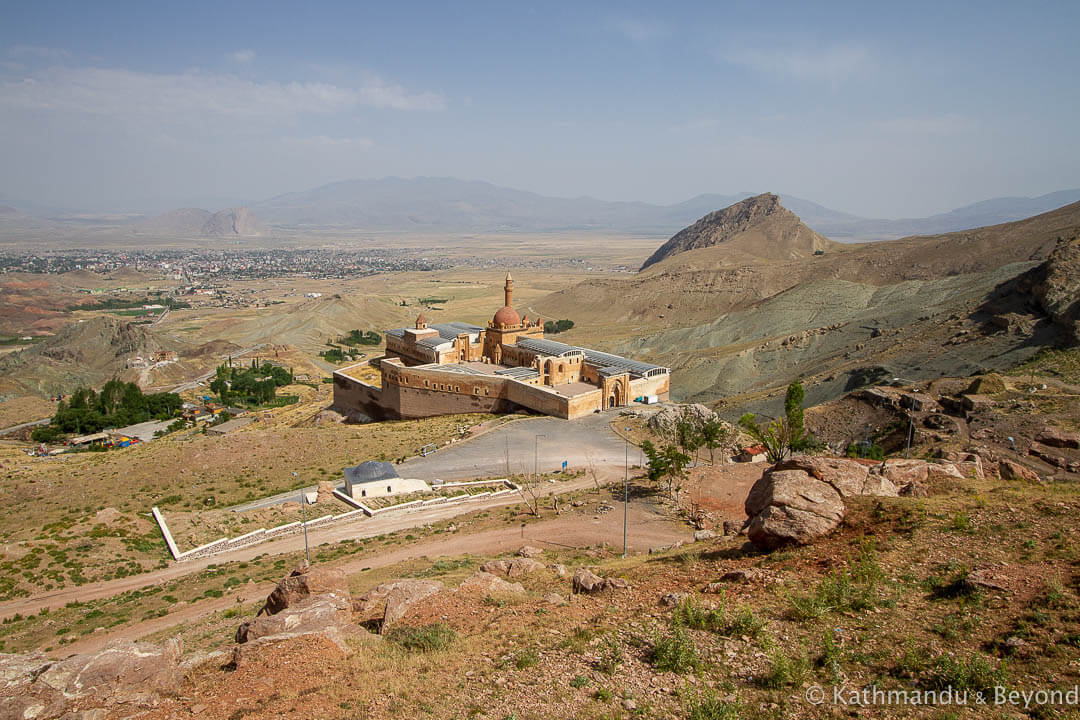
[[344, 461, 400, 485], [597, 365, 628, 377], [495, 366, 540, 379], [385, 328, 405, 339], [417, 335, 451, 349], [515, 337, 582, 357], [513, 337, 668, 378], [431, 363, 487, 375], [430, 321, 484, 339]]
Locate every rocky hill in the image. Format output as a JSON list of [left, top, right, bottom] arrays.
[[131, 208, 212, 235], [537, 200, 1080, 418], [201, 207, 263, 237], [0, 316, 172, 398], [640, 193, 834, 269]]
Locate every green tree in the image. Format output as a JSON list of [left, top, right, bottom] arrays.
[[641, 440, 692, 499], [738, 413, 794, 463], [785, 380, 805, 439], [701, 418, 733, 464]]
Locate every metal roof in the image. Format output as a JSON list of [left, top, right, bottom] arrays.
[[430, 321, 484, 339], [344, 460, 400, 485], [385, 328, 405, 339], [495, 366, 540, 379], [513, 338, 668, 378], [597, 365, 628, 377], [430, 364, 487, 375]]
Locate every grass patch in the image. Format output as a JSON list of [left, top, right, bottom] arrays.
[[384, 623, 458, 653], [650, 621, 703, 674]]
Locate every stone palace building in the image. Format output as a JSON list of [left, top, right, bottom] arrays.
[[331, 273, 670, 420]]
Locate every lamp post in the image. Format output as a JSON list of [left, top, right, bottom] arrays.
[[534, 434, 545, 481], [295, 471, 310, 566], [623, 426, 630, 558]]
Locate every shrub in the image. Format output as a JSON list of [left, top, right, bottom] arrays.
[[514, 649, 539, 669], [683, 690, 741, 720], [597, 634, 623, 675], [385, 623, 458, 652], [570, 675, 590, 689], [651, 622, 702, 674], [758, 645, 809, 689], [923, 652, 1007, 694]]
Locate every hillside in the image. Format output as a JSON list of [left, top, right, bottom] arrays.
[[640, 193, 835, 269], [201, 207, 263, 237], [131, 208, 212, 235], [537, 199, 1080, 417]]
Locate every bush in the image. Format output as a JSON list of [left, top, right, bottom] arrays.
[[923, 652, 1007, 694], [758, 645, 809, 689], [683, 690, 740, 720], [597, 634, 623, 675], [385, 623, 458, 652], [651, 622, 702, 674]]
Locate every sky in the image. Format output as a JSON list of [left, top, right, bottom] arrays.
[[0, 0, 1078, 218]]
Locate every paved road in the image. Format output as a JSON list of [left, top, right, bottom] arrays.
[[0, 417, 50, 437], [399, 410, 633, 480], [169, 343, 267, 393], [232, 410, 634, 512]]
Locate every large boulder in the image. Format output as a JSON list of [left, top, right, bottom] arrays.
[[0, 640, 182, 719], [1037, 427, 1080, 450], [572, 568, 630, 594], [1029, 442, 1069, 469], [873, 459, 929, 490], [1032, 234, 1080, 343], [260, 564, 350, 616], [235, 594, 351, 645], [775, 456, 898, 498], [457, 571, 526, 596], [352, 579, 444, 630], [1000, 459, 1043, 483], [744, 469, 845, 550]]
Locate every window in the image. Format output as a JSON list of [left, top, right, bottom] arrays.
[[387, 486, 392, 493], [361, 489, 366, 497]]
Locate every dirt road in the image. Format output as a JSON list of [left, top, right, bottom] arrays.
[[58, 486, 689, 655]]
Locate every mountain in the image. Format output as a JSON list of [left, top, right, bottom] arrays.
[[640, 193, 835, 270], [200, 207, 263, 237], [251, 177, 1080, 240], [535, 198, 1080, 417], [131, 208, 212, 235]]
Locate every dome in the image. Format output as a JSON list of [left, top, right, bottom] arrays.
[[492, 305, 520, 328]]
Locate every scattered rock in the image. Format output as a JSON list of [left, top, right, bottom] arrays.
[[718, 568, 763, 583], [1029, 442, 1069, 468], [722, 520, 742, 536], [660, 592, 689, 607], [701, 582, 726, 594], [693, 529, 716, 542], [551, 563, 568, 577], [544, 592, 566, 605], [517, 545, 544, 558], [572, 568, 630, 594], [999, 459, 1042, 484], [236, 594, 352, 644], [458, 571, 526, 596], [744, 468, 845, 550], [775, 456, 897, 498]]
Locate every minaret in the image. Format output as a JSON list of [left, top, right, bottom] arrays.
[[504, 271, 514, 308]]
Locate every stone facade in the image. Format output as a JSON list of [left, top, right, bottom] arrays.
[[334, 273, 670, 421]]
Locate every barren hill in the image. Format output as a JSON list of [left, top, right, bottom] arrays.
[[537, 200, 1080, 417], [640, 193, 835, 269], [201, 207, 263, 237], [132, 208, 212, 235]]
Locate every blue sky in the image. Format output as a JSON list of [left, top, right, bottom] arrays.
[[0, 0, 1077, 217]]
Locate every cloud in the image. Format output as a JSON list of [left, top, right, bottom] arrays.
[[873, 114, 970, 135], [0, 65, 446, 120], [6, 45, 72, 61], [230, 49, 256, 64], [282, 135, 375, 150], [609, 17, 669, 44], [724, 44, 873, 83]]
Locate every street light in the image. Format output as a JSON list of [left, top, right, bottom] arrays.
[[623, 426, 630, 558], [295, 471, 310, 566], [534, 434, 545, 480]]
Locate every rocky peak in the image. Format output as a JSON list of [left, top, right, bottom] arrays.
[[201, 206, 263, 237], [640, 193, 817, 270]]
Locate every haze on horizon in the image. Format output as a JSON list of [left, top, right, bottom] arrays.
[[0, 0, 1077, 220]]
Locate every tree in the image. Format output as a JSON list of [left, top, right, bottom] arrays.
[[785, 380, 805, 440], [641, 440, 691, 500], [701, 418, 733, 464], [738, 413, 794, 463]]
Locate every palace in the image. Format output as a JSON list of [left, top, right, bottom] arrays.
[[332, 273, 670, 420]]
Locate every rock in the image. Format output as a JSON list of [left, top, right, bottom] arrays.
[[660, 592, 689, 607], [479, 560, 510, 576], [719, 568, 762, 583], [693, 529, 716, 542], [0, 640, 182, 719], [236, 595, 351, 644], [551, 564, 568, 577], [571, 568, 629, 594], [315, 480, 336, 505], [1032, 234, 1080, 343], [312, 409, 346, 425], [544, 593, 566, 606], [927, 462, 965, 481], [507, 558, 545, 577], [1029, 442, 1069, 468], [701, 582, 726, 594], [517, 545, 544, 558], [722, 520, 742, 536], [457, 571, 526, 596], [953, 457, 985, 480], [230, 625, 351, 669], [999, 459, 1042, 484], [351, 579, 444, 628], [744, 469, 845, 550], [775, 456, 897, 498], [965, 374, 1007, 395], [260, 564, 350, 616], [873, 459, 929, 489], [961, 394, 994, 413], [1037, 427, 1080, 450]]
